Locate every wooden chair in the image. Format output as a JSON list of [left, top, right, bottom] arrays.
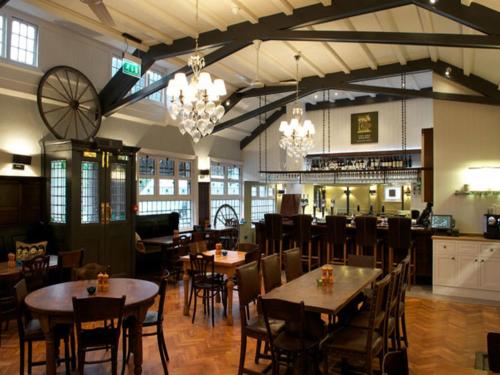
[[260, 297, 321, 375], [325, 215, 348, 265], [122, 275, 169, 375], [72, 296, 126, 375], [283, 248, 303, 282], [15, 279, 74, 375], [189, 253, 226, 327], [58, 249, 84, 282], [73, 262, 107, 281], [292, 214, 320, 271], [169, 235, 191, 280], [355, 216, 383, 268], [323, 273, 392, 375], [387, 218, 416, 285], [188, 240, 208, 254], [0, 274, 18, 348], [236, 261, 284, 375], [22, 255, 50, 291], [261, 254, 282, 293], [397, 254, 411, 349], [264, 214, 288, 263], [348, 254, 376, 268], [382, 349, 409, 375]]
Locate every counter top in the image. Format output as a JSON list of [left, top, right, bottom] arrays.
[[432, 234, 500, 243]]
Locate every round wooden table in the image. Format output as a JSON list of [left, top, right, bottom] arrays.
[[25, 278, 158, 375]]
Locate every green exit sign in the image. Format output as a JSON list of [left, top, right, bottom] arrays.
[[122, 57, 141, 78]]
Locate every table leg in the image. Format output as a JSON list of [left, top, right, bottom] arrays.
[[131, 317, 144, 375], [183, 269, 190, 316], [39, 317, 56, 375], [226, 277, 234, 326]]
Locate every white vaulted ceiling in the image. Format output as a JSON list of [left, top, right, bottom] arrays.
[[8, 0, 500, 141]]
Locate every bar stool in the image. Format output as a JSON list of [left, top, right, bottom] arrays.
[[325, 215, 348, 265], [264, 214, 289, 267], [292, 214, 320, 271], [355, 216, 383, 268], [388, 217, 416, 285]]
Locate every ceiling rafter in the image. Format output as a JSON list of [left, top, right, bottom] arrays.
[[282, 41, 325, 77], [230, 0, 259, 24], [344, 19, 378, 70], [416, 7, 439, 62], [240, 107, 287, 149], [185, 0, 228, 31], [141, 0, 198, 38], [0, 0, 10, 8], [271, 0, 294, 15], [307, 26, 351, 74], [374, 10, 407, 65]]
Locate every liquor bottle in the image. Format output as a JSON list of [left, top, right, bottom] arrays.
[[408, 155, 413, 168]]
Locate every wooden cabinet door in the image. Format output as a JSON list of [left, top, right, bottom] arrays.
[[457, 255, 480, 289], [480, 257, 500, 291], [434, 255, 457, 286]]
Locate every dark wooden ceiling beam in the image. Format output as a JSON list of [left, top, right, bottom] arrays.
[[305, 94, 409, 111], [146, 0, 411, 60], [102, 41, 250, 116], [0, 0, 10, 8], [270, 30, 500, 49], [240, 107, 287, 149], [412, 0, 500, 36]]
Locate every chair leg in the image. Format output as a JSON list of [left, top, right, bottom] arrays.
[[70, 330, 76, 370], [192, 289, 198, 324], [255, 338, 262, 364], [238, 332, 247, 375], [64, 336, 71, 375], [401, 312, 409, 347], [308, 242, 312, 272], [279, 241, 283, 270], [343, 243, 348, 265], [323, 349, 328, 375], [326, 243, 331, 264], [157, 328, 168, 374], [112, 346, 118, 375], [211, 292, 215, 327], [78, 350, 85, 375], [19, 340, 25, 375], [121, 328, 128, 375], [27, 341, 32, 375], [158, 325, 169, 362]]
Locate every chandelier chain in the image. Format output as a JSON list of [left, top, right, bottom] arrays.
[[265, 96, 268, 172], [322, 90, 326, 154], [328, 90, 331, 153], [401, 73, 407, 161], [259, 95, 262, 172]]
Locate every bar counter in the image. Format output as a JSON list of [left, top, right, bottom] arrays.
[[253, 219, 433, 284]]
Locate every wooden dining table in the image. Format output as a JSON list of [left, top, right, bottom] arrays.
[[262, 265, 382, 315], [141, 233, 192, 246], [25, 278, 158, 375], [181, 250, 246, 325], [0, 254, 58, 278]]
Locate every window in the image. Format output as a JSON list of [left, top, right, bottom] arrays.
[[0, 15, 4, 58], [251, 183, 276, 222], [81, 161, 99, 224], [10, 18, 38, 66], [137, 153, 194, 229], [210, 161, 243, 228], [50, 160, 67, 223], [111, 56, 164, 102]]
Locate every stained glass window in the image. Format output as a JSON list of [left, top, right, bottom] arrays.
[[50, 160, 66, 223], [81, 161, 99, 224], [159, 158, 174, 176], [110, 163, 126, 221]]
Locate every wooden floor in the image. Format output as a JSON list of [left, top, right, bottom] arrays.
[[0, 282, 498, 375]]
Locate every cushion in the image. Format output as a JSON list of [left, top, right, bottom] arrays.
[[16, 241, 47, 261]]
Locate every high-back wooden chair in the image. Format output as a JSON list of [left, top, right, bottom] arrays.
[[292, 214, 320, 271], [22, 255, 50, 291], [261, 254, 282, 293], [355, 216, 382, 268], [283, 248, 303, 282], [325, 215, 348, 265], [58, 249, 84, 282]]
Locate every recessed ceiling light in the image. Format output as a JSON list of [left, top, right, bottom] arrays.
[[334, 92, 338, 96], [226, 100, 230, 105], [429, 0, 437, 4], [314, 94, 318, 100], [445, 67, 452, 78]]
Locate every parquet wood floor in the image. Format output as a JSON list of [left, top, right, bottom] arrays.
[[0, 282, 498, 375]]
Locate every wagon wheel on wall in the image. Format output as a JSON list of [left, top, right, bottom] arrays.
[[37, 66, 102, 141]]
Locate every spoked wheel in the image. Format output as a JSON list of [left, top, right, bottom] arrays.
[[37, 66, 102, 140], [213, 204, 240, 250]]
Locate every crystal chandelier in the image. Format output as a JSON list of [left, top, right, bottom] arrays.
[[279, 54, 315, 160], [166, 1, 227, 143]]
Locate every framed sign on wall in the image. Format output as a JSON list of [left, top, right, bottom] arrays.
[[351, 111, 378, 144]]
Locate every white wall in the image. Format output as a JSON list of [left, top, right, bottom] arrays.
[[0, 6, 241, 177], [242, 98, 433, 181], [433, 100, 500, 233]]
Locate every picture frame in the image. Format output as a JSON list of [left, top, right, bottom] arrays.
[[351, 111, 378, 144]]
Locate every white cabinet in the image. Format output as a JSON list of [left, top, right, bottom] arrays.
[[433, 237, 500, 301]]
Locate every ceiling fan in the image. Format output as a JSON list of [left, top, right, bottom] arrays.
[[239, 40, 297, 93], [80, 0, 116, 27]]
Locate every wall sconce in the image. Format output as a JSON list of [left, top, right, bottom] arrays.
[[369, 185, 377, 196], [343, 187, 351, 196], [198, 169, 210, 183], [277, 189, 286, 195], [404, 186, 412, 196], [12, 154, 32, 170]]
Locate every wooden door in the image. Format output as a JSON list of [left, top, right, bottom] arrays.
[[102, 153, 134, 276]]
